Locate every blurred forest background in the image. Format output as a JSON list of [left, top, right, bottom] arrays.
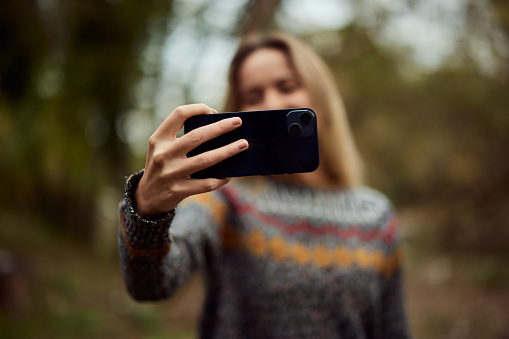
[[1, 0, 508, 338]]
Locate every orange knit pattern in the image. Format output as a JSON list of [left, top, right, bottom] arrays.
[[186, 192, 402, 278], [224, 223, 402, 278]]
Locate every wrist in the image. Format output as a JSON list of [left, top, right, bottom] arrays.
[[132, 174, 176, 219], [133, 185, 151, 218]]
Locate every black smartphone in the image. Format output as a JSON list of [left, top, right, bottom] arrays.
[[184, 108, 319, 179]]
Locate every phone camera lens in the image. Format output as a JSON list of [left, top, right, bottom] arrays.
[[299, 112, 312, 125], [288, 123, 302, 137]]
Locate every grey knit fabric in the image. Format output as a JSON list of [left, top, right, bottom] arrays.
[[119, 170, 411, 339]]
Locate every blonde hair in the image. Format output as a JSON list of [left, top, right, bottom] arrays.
[[223, 32, 363, 187]]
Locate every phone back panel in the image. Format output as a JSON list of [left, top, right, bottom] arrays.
[[184, 108, 319, 178]]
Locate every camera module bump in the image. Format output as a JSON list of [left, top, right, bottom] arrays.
[[288, 123, 302, 138], [299, 112, 312, 125], [287, 109, 315, 138]]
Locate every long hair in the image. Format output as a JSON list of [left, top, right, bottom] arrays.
[[223, 32, 363, 187]]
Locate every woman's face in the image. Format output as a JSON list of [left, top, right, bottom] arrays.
[[238, 48, 312, 111]]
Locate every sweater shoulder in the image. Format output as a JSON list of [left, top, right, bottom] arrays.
[[333, 186, 394, 226], [348, 186, 393, 212]]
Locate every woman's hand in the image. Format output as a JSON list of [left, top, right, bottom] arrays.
[[134, 103, 248, 218]]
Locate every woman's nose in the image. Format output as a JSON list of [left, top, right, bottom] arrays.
[[262, 89, 287, 110]]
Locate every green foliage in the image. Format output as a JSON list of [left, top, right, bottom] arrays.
[[316, 11, 509, 254], [0, 0, 173, 242]]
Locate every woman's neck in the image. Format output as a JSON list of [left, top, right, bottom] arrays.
[[273, 165, 340, 190]]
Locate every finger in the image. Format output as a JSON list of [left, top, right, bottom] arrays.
[[186, 139, 249, 176], [153, 103, 215, 139], [177, 116, 242, 154], [178, 177, 231, 197]]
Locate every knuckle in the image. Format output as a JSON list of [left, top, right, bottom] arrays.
[[163, 166, 178, 179], [227, 144, 238, 157], [197, 155, 212, 168], [151, 151, 166, 167], [196, 103, 208, 111], [173, 106, 186, 119], [188, 129, 203, 143], [223, 147, 234, 159], [169, 182, 183, 197], [202, 179, 218, 192], [148, 134, 158, 149], [218, 118, 230, 131]]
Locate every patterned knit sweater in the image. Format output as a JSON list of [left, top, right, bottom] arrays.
[[119, 170, 411, 339]]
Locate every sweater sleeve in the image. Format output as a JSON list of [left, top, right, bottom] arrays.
[[380, 215, 412, 339], [118, 170, 229, 301]]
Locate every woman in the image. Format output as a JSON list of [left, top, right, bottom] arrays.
[[119, 32, 411, 338]]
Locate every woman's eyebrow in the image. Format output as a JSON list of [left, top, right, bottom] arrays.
[[276, 78, 296, 84]]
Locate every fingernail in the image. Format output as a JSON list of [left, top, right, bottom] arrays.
[[232, 117, 241, 126], [238, 140, 248, 150], [211, 108, 218, 113]]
